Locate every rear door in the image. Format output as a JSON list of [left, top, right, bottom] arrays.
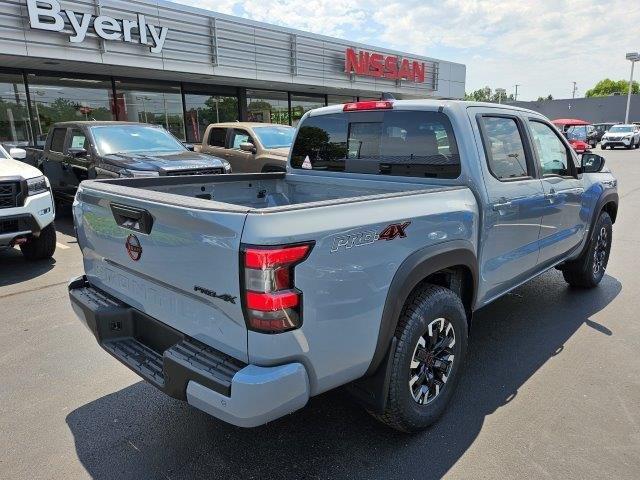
[[43, 127, 74, 200], [472, 109, 546, 300], [202, 126, 228, 159], [74, 185, 250, 361], [526, 118, 586, 264]]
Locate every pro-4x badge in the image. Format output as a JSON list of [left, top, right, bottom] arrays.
[[330, 221, 411, 252]]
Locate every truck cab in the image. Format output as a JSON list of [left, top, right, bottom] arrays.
[[42, 121, 232, 204]]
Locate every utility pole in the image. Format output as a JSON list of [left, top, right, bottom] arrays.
[[514, 84, 521, 101], [625, 52, 639, 124], [496, 88, 506, 104], [572, 82, 577, 99]]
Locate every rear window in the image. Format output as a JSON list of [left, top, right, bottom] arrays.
[[290, 110, 460, 178], [208, 127, 227, 147]]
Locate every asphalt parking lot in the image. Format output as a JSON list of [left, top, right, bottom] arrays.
[[1, 148, 639, 480]]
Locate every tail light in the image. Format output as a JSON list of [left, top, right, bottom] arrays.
[[343, 100, 393, 111], [241, 243, 313, 333]]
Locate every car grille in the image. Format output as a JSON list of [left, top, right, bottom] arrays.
[[0, 182, 20, 209], [607, 136, 622, 141], [0, 218, 19, 234], [162, 168, 224, 176]]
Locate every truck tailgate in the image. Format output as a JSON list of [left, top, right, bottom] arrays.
[[73, 184, 249, 362]]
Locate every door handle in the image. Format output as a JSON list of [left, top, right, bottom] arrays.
[[110, 203, 154, 234], [492, 201, 512, 211]]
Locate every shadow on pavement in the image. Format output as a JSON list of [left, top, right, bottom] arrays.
[[66, 271, 621, 480]]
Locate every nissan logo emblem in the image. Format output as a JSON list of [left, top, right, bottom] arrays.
[[125, 234, 142, 261]]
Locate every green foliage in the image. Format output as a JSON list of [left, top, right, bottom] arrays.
[[536, 94, 554, 101], [464, 87, 515, 103], [585, 79, 640, 97]]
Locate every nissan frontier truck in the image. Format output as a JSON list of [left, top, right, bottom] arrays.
[[68, 100, 618, 432]]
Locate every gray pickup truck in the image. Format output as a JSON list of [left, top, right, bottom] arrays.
[[68, 100, 618, 432]]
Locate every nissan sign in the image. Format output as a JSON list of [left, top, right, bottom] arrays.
[[345, 48, 426, 83], [26, 0, 168, 53]]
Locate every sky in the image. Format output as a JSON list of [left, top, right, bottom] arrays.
[[172, 0, 640, 101]]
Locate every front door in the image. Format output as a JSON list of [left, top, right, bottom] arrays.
[[472, 110, 546, 302], [227, 128, 256, 173], [527, 119, 586, 264]]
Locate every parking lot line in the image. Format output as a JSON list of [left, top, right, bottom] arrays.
[[56, 242, 70, 250]]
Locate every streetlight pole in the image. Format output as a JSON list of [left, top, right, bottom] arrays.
[[514, 84, 521, 101], [496, 88, 506, 104], [572, 82, 577, 99], [625, 52, 639, 124]]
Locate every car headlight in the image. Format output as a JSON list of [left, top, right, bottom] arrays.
[[121, 169, 160, 178], [26, 175, 48, 195]]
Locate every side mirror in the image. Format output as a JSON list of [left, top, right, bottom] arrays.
[[183, 143, 195, 151], [581, 153, 605, 173], [68, 147, 87, 158], [239, 142, 256, 153], [9, 147, 26, 160]]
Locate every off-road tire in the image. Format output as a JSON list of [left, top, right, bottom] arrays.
[[371, 285, 468, 432], [562, 211, 612, 288], [20, 223, 56, 260]]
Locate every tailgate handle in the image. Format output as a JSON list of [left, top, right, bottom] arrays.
[[110, 203, 154, 234]]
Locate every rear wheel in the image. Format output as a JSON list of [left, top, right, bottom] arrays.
[[20, 223, 56, 260], [601, 144, 607, 150], [562, 211, 612, 288], [371, 285, 468, 432]]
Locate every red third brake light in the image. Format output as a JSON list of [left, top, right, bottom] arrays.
[[242, 243, 313, 333], [343, 100, 394, 112]]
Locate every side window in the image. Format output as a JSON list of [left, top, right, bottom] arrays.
[[68, 129, 87, 151], [230, 129, 251, 149], [529, 121, 571, 176], [50, 128, 67, 153], [480, 116, 530, 180], [207, 128, 227, 147]]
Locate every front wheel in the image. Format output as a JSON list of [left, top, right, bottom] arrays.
[[562, 211, 612, 288], [20, 223, 56, 260], [371, 285, 468, 432], [601, 144, 607, 150]]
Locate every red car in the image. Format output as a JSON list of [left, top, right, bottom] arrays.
[[552, 119, 593, 154]]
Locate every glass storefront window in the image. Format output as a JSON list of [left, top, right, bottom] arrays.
[[0, 73, 31, 146], [327, 94, 357, 106], [115, 81, 185, 140], [246, 90, 289, 125], [184, 94, 238, 143], [290, 93, 326, 127], [27, 74, 114, 146]]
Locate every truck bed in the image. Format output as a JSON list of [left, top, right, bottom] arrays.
[[80, 172, 454, 212]]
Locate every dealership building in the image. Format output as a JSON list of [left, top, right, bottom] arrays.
[[0, 0, 465, 147]]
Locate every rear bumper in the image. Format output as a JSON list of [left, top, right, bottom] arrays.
[[68, 276, 309, 427]]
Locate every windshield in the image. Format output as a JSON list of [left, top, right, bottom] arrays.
[[0, 145, 11, 160], [91, 125, 186, 155], [609, 125, 634, 133], [566, 125, 588, 141], [291, 110, 461, 179], [252, 126, 295, 149]]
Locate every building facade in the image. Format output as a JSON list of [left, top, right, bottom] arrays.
[[511, 95, 640, 124], [0, 0, 466, 147]]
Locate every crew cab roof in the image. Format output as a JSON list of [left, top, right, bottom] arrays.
[[50, 121, 157, 127], [306, 99, 542, 118]]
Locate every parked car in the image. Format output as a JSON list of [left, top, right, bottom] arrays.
[[0, 144, 56, 260], [565, 124, 595, 152], [600, 124, 640, 149], [42, 122, 231, 204], [591, 123, 617, 144], [200, 122, 295, 172], [69, 100, 618, 432]]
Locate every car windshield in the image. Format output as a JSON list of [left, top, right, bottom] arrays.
[[609, 125, 634, 133], [566, 125, 588, 141], [91, 125, 186, 155], [252, 126, 295, 149]]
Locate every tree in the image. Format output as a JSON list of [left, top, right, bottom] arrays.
[[536, 94, 554, 101], [585, 79, 640, 97], [464, 87, 514, 103]]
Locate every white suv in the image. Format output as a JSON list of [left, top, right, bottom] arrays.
[[601, 124, 640, 149], [0, 145, 56, 260]]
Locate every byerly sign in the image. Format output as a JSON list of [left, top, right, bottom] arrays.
[[26, 0, 168, 54], [345, 48, 426, 83]]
